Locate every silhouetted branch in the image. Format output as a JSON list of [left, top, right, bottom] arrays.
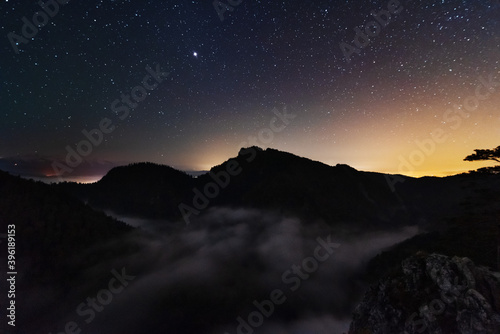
[[464, 146, 500, 163]]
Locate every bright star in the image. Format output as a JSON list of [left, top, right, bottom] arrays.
[[193, 52, 198, 58]]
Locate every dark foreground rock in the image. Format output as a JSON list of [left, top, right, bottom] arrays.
[[349, 253, 500, 334]]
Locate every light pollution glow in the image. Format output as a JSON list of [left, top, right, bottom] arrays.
[[179, 85, 500, 178]]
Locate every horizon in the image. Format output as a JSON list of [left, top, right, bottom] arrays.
[[0, 145, 493, 184]]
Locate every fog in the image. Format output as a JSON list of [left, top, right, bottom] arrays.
[[40, 207, 420, 334]]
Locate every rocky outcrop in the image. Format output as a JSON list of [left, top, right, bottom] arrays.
[[349, 253, 500, 334]]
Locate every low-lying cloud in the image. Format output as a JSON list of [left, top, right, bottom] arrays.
[[36, 207, 419, 334]]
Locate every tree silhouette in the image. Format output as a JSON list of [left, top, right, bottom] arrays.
[[464, 146, 500, 163], [464, 145, 500, 173]]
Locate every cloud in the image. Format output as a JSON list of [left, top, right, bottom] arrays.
[[37, 207, 420, 334]]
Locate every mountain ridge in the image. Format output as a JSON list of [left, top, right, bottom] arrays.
[[51, 147, 499, 227], [55, 147, 417, 227]]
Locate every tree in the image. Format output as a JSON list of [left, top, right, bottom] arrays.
[[464, 145, 500, 174], [464, 146, 500, 163]]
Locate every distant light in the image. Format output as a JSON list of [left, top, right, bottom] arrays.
[[193, 52, 198, 57]]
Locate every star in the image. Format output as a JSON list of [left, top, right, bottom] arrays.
[[1, 0, 497, 180]]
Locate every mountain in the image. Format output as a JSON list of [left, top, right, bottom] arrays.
[[57, 147, 500, 231], [194, 147, 408, 227], [51, 147, 500, 274], [2, 147, 500, 333], [58, 147, 413, 226], [0, 170, 134, 333], [0, 170, 132, 278], [57, 162, 195, 219]]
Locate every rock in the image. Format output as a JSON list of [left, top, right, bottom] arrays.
[[349, 253, 500, 334]]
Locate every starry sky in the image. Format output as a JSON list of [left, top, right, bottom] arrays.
[[1, 0, 500, 182]]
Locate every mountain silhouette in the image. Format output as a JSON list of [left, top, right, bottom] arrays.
[[0, 170, 134, 333], [57, 147, 500, 231], [2, 147, 500, 334], [55, 146, 500, 273], [57, 162, 195, 219], [57, 147, 408, 226], [0, 170, 132, 277]]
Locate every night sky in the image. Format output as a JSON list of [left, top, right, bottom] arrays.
[[1, 0, 500, 182]]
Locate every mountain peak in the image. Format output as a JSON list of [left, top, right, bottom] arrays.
[[98, 162, 191, 185], [238, 146, 263, 157]]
